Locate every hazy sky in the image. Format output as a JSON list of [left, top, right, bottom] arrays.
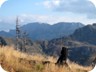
[[0, 0, 96, 31]]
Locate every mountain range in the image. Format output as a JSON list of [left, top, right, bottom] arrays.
[[0, 22, 84, 40], [70, 23, 96, 45], [1, 22, 96, 66], [40, 23, 96, 66]]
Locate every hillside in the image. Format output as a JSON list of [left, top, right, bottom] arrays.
[[0, 46, 92, 72], [39, 24, 96, 66], [0, 22, 84, 40], [5, 37, 43, 54], [1, 23, 96, 67], [70, 24, 96, 45]]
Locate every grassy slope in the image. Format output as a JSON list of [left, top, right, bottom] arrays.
[[0, 46, 92, 72]]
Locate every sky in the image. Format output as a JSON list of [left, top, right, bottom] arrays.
[[0, 0, 96, 31]]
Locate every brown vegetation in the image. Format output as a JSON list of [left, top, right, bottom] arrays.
[[0, 46, 93, 72]]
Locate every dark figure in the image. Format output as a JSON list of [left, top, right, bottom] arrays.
[[56, 47, 68, 65]]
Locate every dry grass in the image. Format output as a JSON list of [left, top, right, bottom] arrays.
[[0, 46, 93, 72]]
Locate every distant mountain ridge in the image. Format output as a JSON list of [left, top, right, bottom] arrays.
[[0, 22, 84, 40], [40, 23, 96, 66], [42, 23, 96, 55], [70, 23, 96, 45]]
